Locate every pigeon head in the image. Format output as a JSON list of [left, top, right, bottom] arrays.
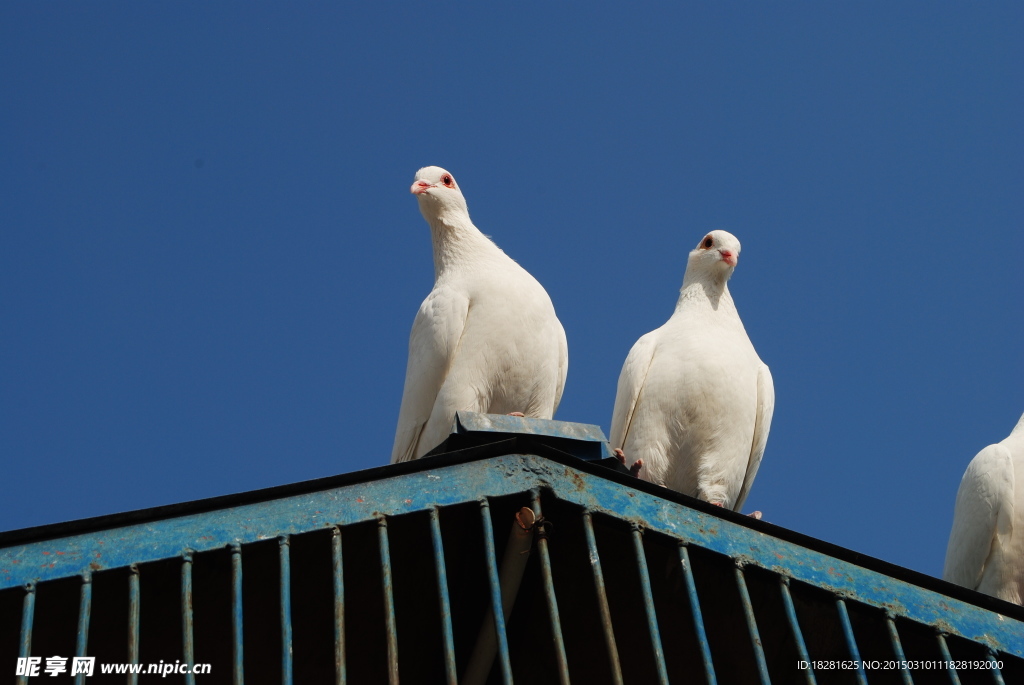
[[690, 230, 741, 270], [677, 230, 742, 304], [410, 166, 469, 222]]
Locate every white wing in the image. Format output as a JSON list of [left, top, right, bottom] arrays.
[[552, 322, 569, 412], [734, 363, 775, 512], [609, 332, 659, 450], [390, 288, 470, 463], [942, 443, 1015, 589]]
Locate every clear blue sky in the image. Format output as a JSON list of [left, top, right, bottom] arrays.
[[2, 4, 1022, 581]]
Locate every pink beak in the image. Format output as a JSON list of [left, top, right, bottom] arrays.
[[720, 250, 737, 266], [411, 180, 432, 195]]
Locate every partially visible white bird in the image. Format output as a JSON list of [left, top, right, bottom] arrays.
[[609, 230, 774, 513], [943, 412, 1024, 604], [390, 166, 568, 463]]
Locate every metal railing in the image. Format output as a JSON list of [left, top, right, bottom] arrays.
[[2, 414, 1021, 684]]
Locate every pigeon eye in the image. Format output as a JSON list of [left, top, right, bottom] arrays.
[[441, 175, 454, 188], [701, 236, 714, 249]]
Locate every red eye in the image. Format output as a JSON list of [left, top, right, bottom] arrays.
[[701, 235, 713, 249], [441, 175, 454, 188]]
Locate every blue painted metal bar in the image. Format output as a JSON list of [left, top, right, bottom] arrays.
[[74, 573, 92, 685], [2, 452, 1022, 658], [835, 598, 867, 685], [428, 508, 457, 685], [935, 633, 961, 685], [377, 517, 399, 685], [230, 544, 244, 685], [631, 525, 669, 685], [524, 458, 1023, 658], [479, 498, 514, 685], [182, 551, 196, 685], [985, 650, 1006, 685], [16, 584, 35, 685], [884, 614, 913, 685], [679, 543, 717, 685], [331, 528, 347, 685], [733, 564, 770, 685], [531, 490, 570, 685], [128, 565, 140, 685], [581, 512, 623, 685], [779, 577, 815, 685], [279, 536, 293, 685]]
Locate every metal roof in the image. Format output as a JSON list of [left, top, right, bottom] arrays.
[[2, 413, 1021, 684]]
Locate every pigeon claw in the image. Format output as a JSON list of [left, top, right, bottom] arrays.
[[747, 511, 763, 520], [614, 449, 643, 478], [507, 412, 525, 417]]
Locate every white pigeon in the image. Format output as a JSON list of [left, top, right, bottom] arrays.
[[390, 166, 568, 463], [609, 230, 774, 512], [942, 412, 1024, 604]]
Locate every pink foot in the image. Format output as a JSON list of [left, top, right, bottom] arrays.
[[614, 449, 643, 477], [507, 412, 525, 417], [712, 501, 761, 518]]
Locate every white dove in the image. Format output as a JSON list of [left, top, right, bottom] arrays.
[[609, 230, 774, 512], [390, 166, 568, 463], [943, 411, 1024, 604]]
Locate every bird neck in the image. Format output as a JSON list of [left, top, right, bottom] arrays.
[[426, 212, 499, 279], [675, 271, 734, 314]]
